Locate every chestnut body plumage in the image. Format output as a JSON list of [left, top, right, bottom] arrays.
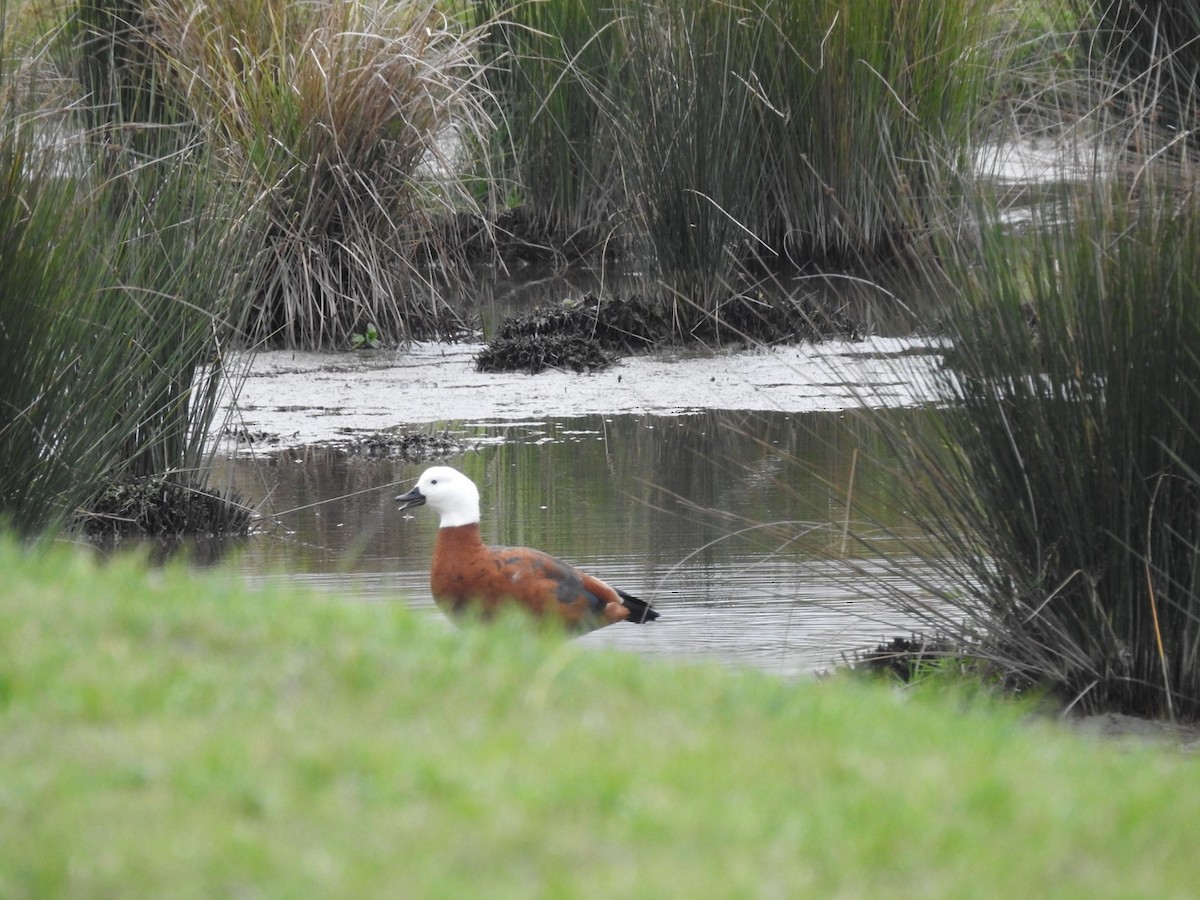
[[397, 466, 659, 631]]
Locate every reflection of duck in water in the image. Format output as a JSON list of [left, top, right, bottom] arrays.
[[397, 466, 660, 632]]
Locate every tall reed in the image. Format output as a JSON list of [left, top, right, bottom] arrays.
[[859, 154, 1200, 719], [473, 0, 627, 249], [73, 0, 181, 139], [615, 0, 771, 315], [0, 128, 106, 532], [0, 6, 251, 535], [99, 151, 250, 488], [614, 0, 993, 324], [144, 0, 495, 348]]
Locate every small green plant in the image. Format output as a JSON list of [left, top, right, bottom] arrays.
[[350, 323, 381, 350]]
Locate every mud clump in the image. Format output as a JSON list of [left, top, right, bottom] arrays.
[[476, 292, 862, 373], [80, 477, 251, 537]]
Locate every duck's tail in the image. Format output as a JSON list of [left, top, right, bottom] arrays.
[[617, 589, 660, 624]]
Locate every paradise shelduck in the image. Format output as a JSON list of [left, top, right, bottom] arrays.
[[396, 466, 659, 632]]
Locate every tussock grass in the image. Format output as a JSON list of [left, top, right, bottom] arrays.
[[632, 0, 990, 253], [975, 1, 1087, 141], [1073, 0, 1200, 128], [72, 0, 183, 140], [0, 123, 110, 534], [824, 6, 1200, 722], [144, 0, 495, 347], [2, 534, 1199, 896], [473, 0, 993, 333]]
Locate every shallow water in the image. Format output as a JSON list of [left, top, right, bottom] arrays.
[[212, 407, 940, 676]]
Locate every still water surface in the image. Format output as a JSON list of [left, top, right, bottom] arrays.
[[213, 408, 937, 676]]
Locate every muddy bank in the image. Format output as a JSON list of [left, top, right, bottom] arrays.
[[218, 337, 942, 451]]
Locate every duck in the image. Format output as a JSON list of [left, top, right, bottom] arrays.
[[396, 466, 659, 632]]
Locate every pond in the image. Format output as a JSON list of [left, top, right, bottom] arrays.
[[209, 337, 948, 677]]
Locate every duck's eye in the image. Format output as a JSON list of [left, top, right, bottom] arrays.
[[430, 479, 438, 485]]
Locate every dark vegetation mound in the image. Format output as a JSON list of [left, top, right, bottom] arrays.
[[80, 478, 251, 537], [476, 292, 862, 373], [693, 292, 863, 345], [224, 426, 283, 447], [343, 429, 466, 460], [476, 333, 618, 374], [853, 635, 1037, 699], [853, 635, 958, 682]]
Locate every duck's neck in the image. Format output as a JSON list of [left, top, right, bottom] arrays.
[[436, 522, 483, 542], [437, 507, 480, 529]]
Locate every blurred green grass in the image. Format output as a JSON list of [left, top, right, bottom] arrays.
[[1, 534, 1197, 897]]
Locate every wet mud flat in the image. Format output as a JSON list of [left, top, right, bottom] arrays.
[[218, 336, 943, 451]]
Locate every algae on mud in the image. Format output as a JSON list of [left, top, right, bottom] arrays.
[[219, 337, 942, 451]]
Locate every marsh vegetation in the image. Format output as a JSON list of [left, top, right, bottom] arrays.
[[1, 3, 252, 534], [866, 164, 1200, 719], [843, 4, 1200, 721]]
